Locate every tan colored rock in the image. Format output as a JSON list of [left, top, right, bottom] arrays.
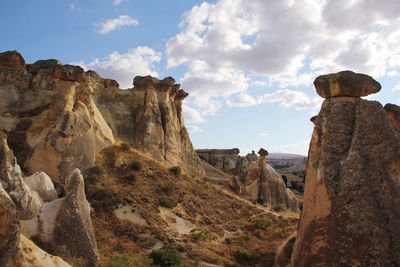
[[314, 70, 381, 98], [20, 234, 71, 267], [0, 183, 19, 266], [0, 51, 203, 178], [292, 78, 400, 266], [0, 132, 43, 219], [21, 169, 100, 266], [385, 103, 400, 134], [24, 171, 58, 202]]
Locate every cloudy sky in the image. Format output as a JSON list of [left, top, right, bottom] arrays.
[[2, 0, 400, 155]]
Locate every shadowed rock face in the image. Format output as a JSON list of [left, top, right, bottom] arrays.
[[314, 70, 381, 98], [385, 103, 400, 134], [0, 50, 204, 179], [0, 183, 19, 266], [292, 72, 400, 266]]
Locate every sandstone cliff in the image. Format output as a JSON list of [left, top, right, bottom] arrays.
[[0, 50, 204, 181], [292, 71, 400, 266]]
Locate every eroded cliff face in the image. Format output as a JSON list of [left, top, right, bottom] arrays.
[[0, 50, 204, 180], [292, 71, 400, 266]]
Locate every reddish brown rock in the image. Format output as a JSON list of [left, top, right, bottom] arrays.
[[28, 59, 85, 82], [314, 70, 381, 98], [385, 103, 400, 134], [292, 75, 400, 266], [0, 50, 26, 69]]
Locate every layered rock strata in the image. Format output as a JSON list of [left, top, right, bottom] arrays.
[[0, 50, 204, 180], [292, 71, 400, 266]]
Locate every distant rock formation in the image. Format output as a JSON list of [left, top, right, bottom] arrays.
[[197, 148, 299, 211], [0, 50, 204, 180], [196, 148, 256, 179], [292, 71, 400, 266]]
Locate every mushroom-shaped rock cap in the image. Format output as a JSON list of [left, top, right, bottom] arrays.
[[133, 75, 176, 88], [258, 148, 268, 156], [314, 70, 381, 98]]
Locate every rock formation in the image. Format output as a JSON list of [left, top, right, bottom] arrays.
[[0, 132, 43, 220], [0, 50, 204, 180], [292, 71, 400, 266], [242, 149, 299, 211], [21, 169, 101, 266], [0, 182, 19, 266], [196, 148, 256, 178], [385, 103, 400, 134]]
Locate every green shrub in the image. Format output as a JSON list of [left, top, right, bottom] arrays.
[[89, 188, 116, 213], [120, 143, 130, 151], [224, 237, 232, 246], [285, 237, 296, 257], [149, 246, 182, 267], [130, 161, 142, 171], [190, 229, 208, 242], [157, 183, 174, 195], [254, 216, 273, 229], [168, 166, 181, 177], [112, 242, 124, 253]]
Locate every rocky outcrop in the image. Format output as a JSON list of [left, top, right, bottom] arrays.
[[242, 154, 299, 211], [196, 148, 256, 178], [292, 71, 400, 266], [0, 132, 43, 219], [24, 171, 58, 202], [385, 103, 400, 134], [0, 50, 203, 179], [314, 70, 381, 98], [21, 169, 100, 266], [0, 183, 19, 266]]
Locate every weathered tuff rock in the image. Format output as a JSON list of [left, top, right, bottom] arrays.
[[196, 148, 256, 179], [292, 74, 400, 266], [0, 183, 19, 266], [243, 158, 299, 211], [21, 169, 100, 266], [314, 70, 381, 98], [0, 50, 204, 179], [0, 132, 43, 220], [24, 171, 58, 202], [385, 103, 400, 134]]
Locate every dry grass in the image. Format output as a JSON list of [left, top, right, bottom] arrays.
[[86, 144, 299, 266]]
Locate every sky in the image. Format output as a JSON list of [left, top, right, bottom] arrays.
[[1, 0, 400, 155]]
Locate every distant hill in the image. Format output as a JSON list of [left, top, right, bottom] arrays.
[[269, 153, 307, 159]]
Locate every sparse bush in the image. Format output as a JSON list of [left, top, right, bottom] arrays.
[[112, 242, 124, 253], [285, 237, 296, 257], [108, 254, 150, 267], [158, 198, 175, 209], [273, 205, 285, 212], [130, 161, 142, 171], [190, 229, 208, 242], [157, 183, 174, 195], [168, 166, 181, 177], [253, 216, 273, 229], [84, 166, 103, 184], [234, 249, 257, 264], [224, 238, 232, 246], [120, 143, 130, 151], [89, 188, 116, 213], [149, 246, 182, 267]]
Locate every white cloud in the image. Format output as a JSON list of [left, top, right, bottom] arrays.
[[75, 47, 161, 88], [97, 15, 138, 34], [112, 0, 123, 5], [393, 83, 400, 91], [70, 3, 75, 11], [227, 93, 257, 107], [183, 104, 205, 124], [257, 132, 269, 137], [167, 0, 400, 112], [187, 125, 203, 133]]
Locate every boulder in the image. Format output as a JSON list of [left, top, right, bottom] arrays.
[[24, 171, 58, 202], [0, 183, 20, 266], [385, 103, 400, 134], [314, 70, 381, 98], [292, 74, 400, 266]]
